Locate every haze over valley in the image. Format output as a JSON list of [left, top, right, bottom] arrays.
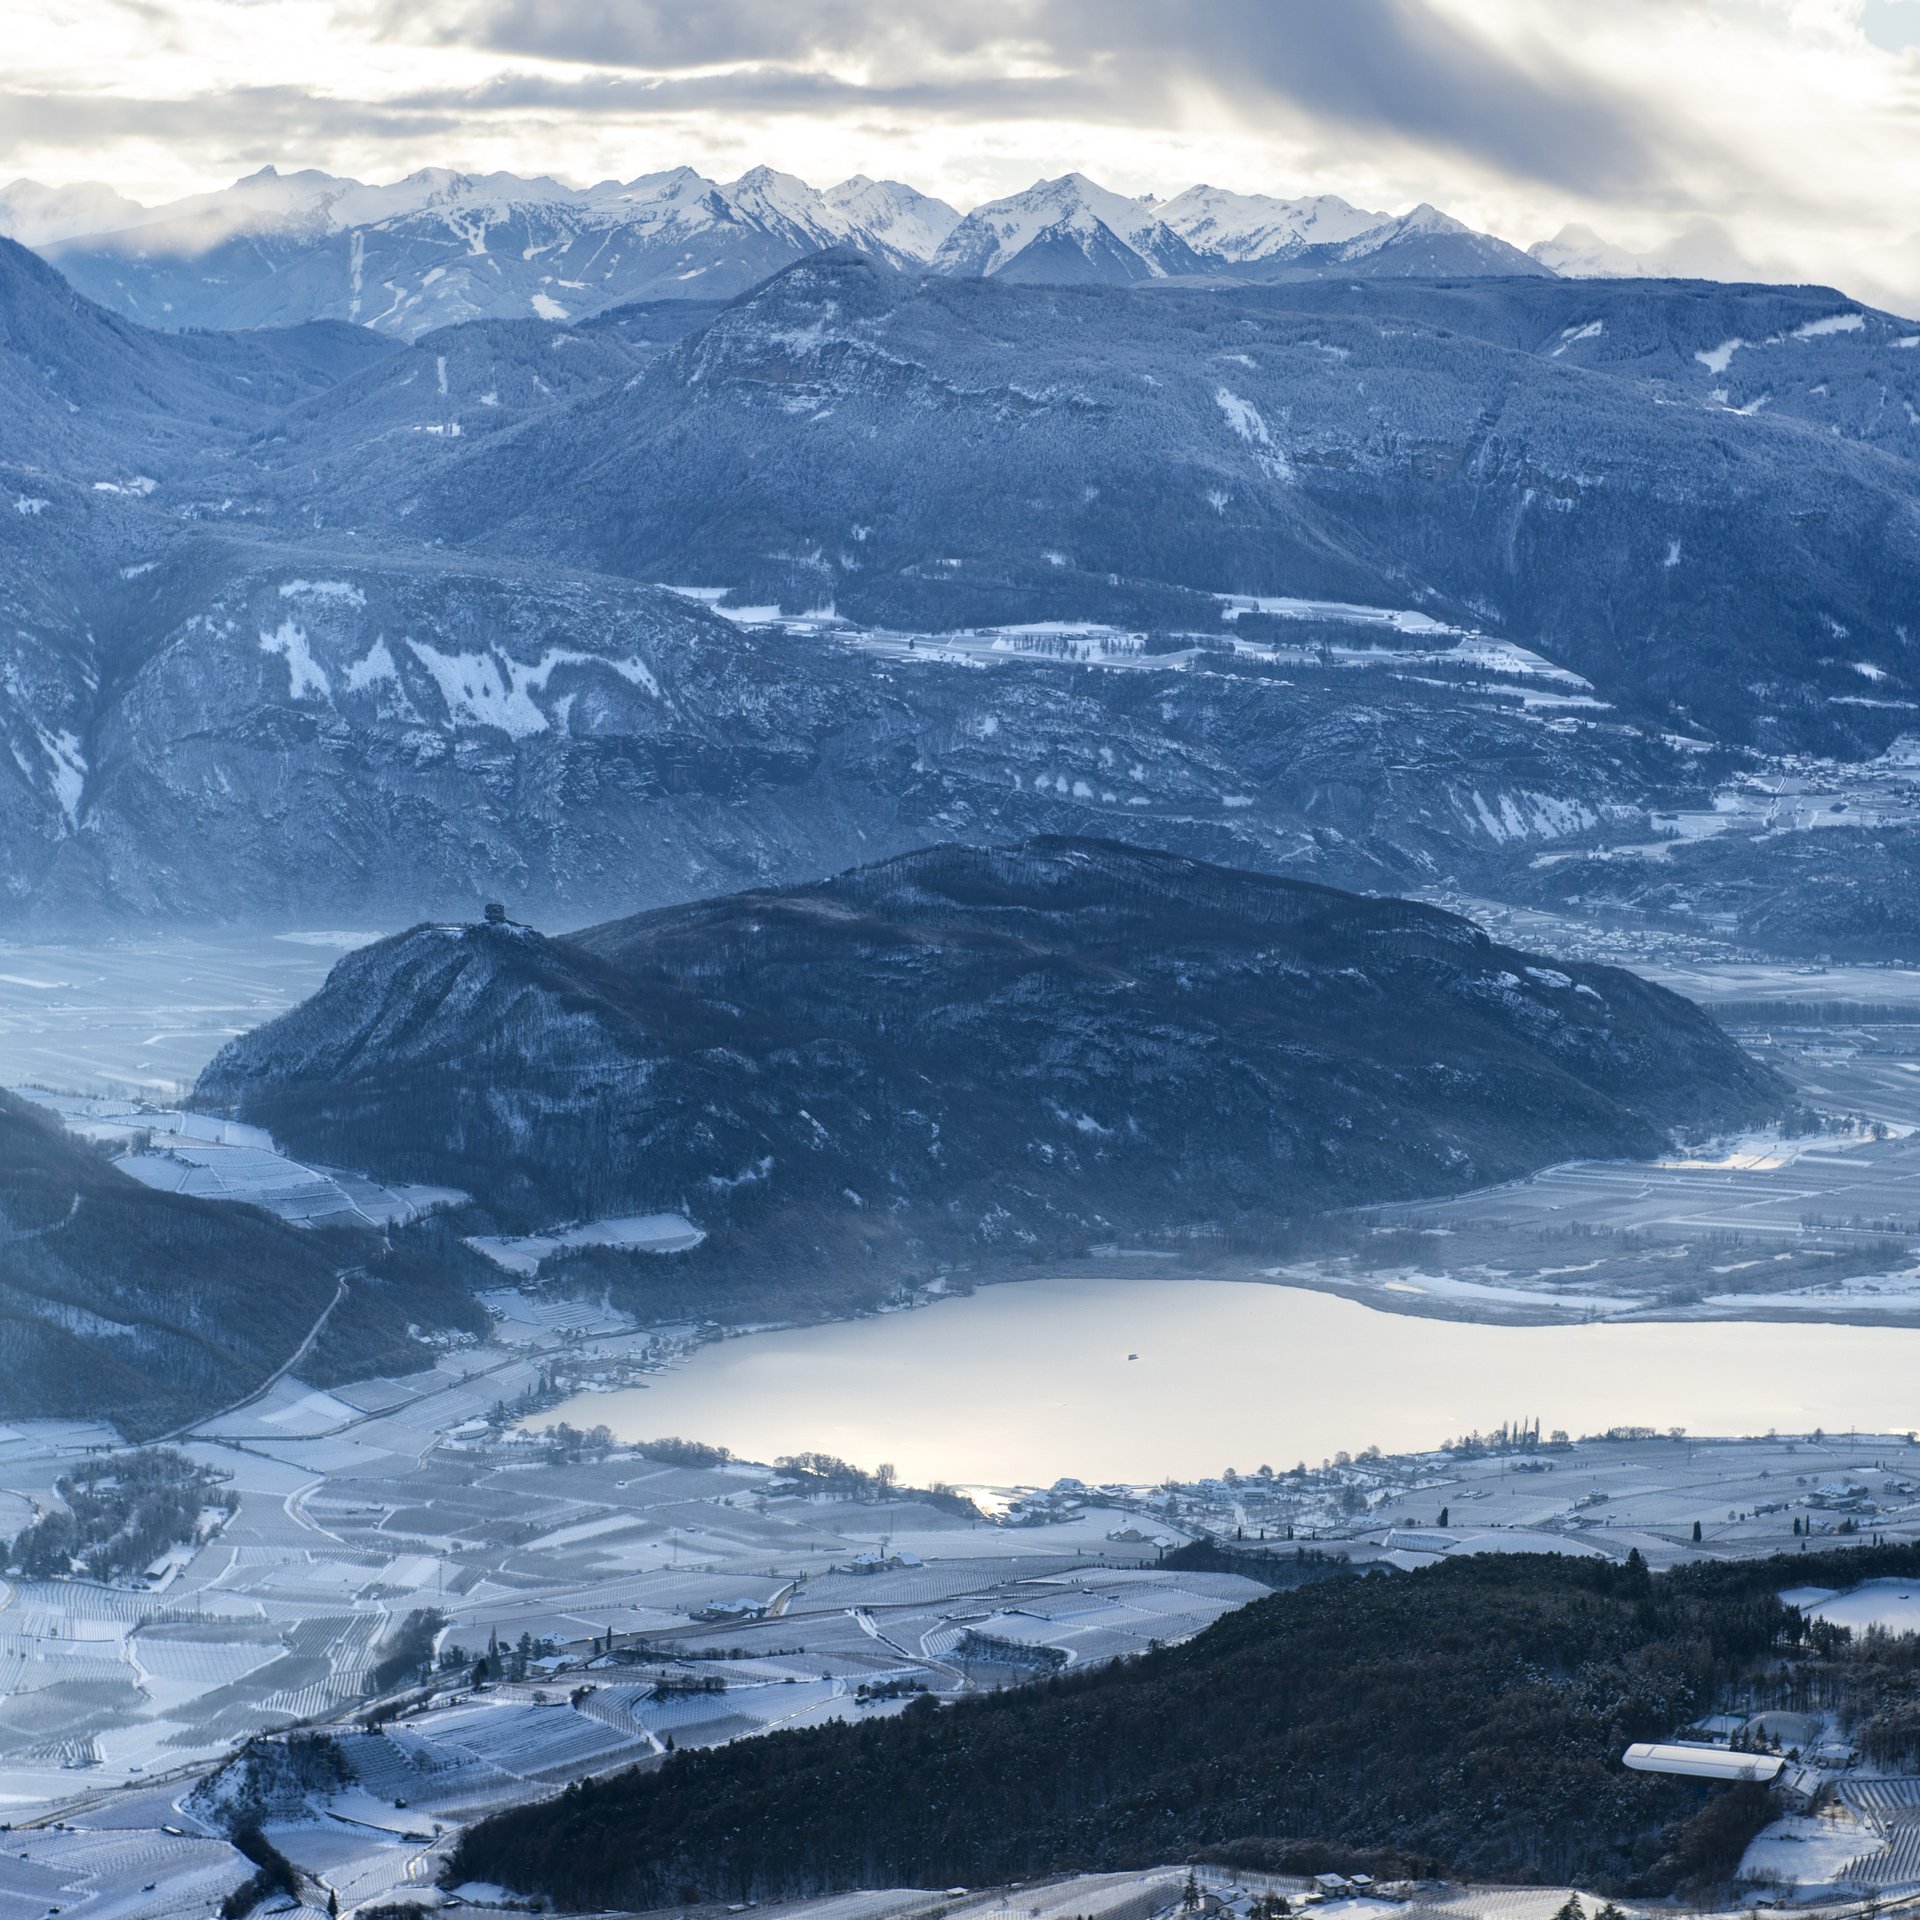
[[8, 3, 1920, 1914]]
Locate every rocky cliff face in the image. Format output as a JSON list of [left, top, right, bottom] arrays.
[[428, 254, 1920, 757], [16, 532, 1704, 926], [6, 236, 1920, 938]]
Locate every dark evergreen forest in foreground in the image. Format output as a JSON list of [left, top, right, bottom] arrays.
[[453, 1545, 1920, 1911]]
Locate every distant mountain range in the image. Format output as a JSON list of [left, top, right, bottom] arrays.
[[1528, 219, 1771, 284], [2, 164, 1562, 338], [192, 837, 1784, 1315]]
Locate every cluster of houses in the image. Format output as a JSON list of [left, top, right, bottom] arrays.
[[837, 1548, 927, 1575]]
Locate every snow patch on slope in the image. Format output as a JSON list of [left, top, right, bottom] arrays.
[[280, 578, 366, 607], [344, 638, 404, 695], [406, 642, 659, 736], [259, 621, 332, 701], [1793, 311, 1865, 340], [1214, 388, 1293, 482], [32, 727, 87, 827]]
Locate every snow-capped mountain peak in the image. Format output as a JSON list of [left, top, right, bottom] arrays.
[[0, 177, 147, 247], [1030, 172, 1174, 250], [932, 173, 1204, 282], [822, 175, 962, 261], [1331, 200, 1552, 277], [595, 166, 729, 231], [610, 164, 711, 202], [723, 164, 839, 239], [1529, 223, 1649, 278], [1391, 202, 1471, 238], [1156, 183, 1387, 261]]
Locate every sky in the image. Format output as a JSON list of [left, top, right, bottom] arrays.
[[7, 0, 1920, 309]]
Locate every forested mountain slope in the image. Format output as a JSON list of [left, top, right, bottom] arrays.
[[194, 839, 1782, 1315], [0, 1092, 342, 1436], [429, 252, 1920, 755], [451, 1545, 1920, 1907]]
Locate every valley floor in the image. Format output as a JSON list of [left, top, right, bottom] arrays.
[[0, 1349, 1916, 1903], [6, 923, 1920, 1910]]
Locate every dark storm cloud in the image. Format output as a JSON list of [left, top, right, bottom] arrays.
[[1069, 0, 1686, 196], [391, 0, 1699, 198], [384, 64, 1090, 123], [378, 0, 997, 72]]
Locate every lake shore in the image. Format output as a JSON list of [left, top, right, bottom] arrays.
[[534, 1275, 1920, 1485]]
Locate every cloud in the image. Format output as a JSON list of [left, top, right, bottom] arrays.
[[1066, 0, 1698, 197], [385, 0, 982, 72], [1861, 0, 1920, 52], [396, 0, 1700, 199], [0, 85, 462, 157]]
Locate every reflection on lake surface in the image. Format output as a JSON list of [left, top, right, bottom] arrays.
[[542, 1277, 1920, 1486]]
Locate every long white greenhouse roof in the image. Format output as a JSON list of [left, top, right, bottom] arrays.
[[1622, 1742, 1785, 1782]]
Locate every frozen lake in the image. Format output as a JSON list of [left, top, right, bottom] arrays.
[[544, 1277, 1920, 1485]]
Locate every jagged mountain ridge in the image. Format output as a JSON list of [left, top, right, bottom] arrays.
[[16, 163, 1552, 337], [29, 163, 960, 340], [23, 162, 955, 340], [194, 839, 1784, 1309]]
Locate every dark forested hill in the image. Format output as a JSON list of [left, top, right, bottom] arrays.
[[0, 1091, 488, 1432], [453, 1546, 1920, 1907], [194, 838, 1782, 1316], [0, 1091, 342, 1435]]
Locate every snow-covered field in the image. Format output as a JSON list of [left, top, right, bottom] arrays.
[[1796, 1577, 1920, 1635], [1739, 1811, 1879, 1898], [0, 1301, 1243, 1817], [14, 1088, 461, 1228], [468, 1212, 706, 1275], [0, 932, 376, 1097]]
